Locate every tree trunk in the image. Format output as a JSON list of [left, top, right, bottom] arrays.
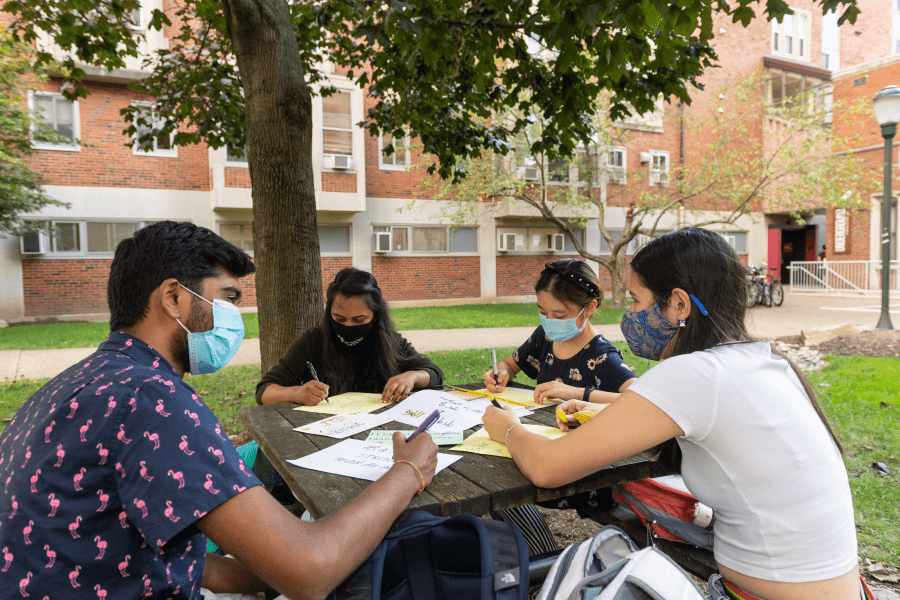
[[221, 0, 323, 374], [607, 248, 628, 307]]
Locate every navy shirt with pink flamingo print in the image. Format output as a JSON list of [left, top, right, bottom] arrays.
[[0, 332, 261, 598]]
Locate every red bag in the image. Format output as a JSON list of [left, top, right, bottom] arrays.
[[613, 477, 715, 549]]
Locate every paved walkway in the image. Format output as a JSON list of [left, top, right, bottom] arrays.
[[2, 292, 898, 381]]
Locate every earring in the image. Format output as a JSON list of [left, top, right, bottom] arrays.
[[678, 314, 686, 328]]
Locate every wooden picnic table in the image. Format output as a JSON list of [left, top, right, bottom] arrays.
[[239, 384, 674, 522]]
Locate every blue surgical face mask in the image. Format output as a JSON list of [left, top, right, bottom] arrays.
[[540, 307, 586, 343], [175, 284, 245, 374]]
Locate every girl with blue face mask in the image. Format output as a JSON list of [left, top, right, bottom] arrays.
[[483, 259, 637, 406], [483, 229, 864, 600]]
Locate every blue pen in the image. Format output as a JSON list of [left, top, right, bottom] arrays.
[[406, 409, 440, 443]]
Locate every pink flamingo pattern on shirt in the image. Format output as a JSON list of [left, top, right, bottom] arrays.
[[0, 332, 262, 598]]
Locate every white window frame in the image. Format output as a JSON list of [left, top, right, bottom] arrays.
[[224, 144, 249, 167], [318, 224, 352, 255], [131, 102, 177, 158], [649, 150, 670, 187], [606, 147, 627, 185], [321, 90, 354, 167], [497, 227, 583, 254], [379, 131, 410, 170], [372, 225, 477, 254], [218, 222, 254, 254], [21, 220, 162, 257], [28, 91, 81, 152], [772, 8, 811, 61], [128, 1, 144, 29]]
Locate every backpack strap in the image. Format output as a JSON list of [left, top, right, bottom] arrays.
[[479, 517, 526, 596], [400, 530, 437, 599]]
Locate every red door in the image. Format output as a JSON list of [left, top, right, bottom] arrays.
[[805, 227, 817, 262], [767, 227, 782, 282]]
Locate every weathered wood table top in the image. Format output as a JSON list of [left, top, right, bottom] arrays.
[[239, 385, 672, 521]]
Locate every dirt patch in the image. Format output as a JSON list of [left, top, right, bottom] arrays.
[[777, 329, 900, 358]]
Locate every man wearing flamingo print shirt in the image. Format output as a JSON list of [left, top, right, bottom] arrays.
[[0, 222, 438, 599]]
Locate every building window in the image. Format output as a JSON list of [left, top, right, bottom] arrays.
[[650, 151, 669, 187], [379, 132, 409, 170], [547, 156, 570, 183], [219, 223, 253, 253], [718, 231, 748, 253], [132, 102, 177, 157], [319, 225, 350, 253], [322, 91, 352, 157], [374, 226, 477, 253], [30, 92, 80, 151], [128, 1, 144, 28], [820, 10, 840, 71], [497, 227, 582, 254], [772, 8, 811, 61], [226, 144, 248, 165], [87, 222, 140, 253], [606, 147, 627, 184]]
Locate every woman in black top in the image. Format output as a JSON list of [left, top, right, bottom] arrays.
[[256, 268, 443, 405]]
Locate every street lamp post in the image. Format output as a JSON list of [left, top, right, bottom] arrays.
[[872, 85, 900, 330]]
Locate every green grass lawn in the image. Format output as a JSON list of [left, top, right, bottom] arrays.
[[0, 303, 624, 351], [0, 348, 895, 569]]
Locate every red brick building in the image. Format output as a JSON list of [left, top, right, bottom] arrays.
[[1, 0, 896, 320]]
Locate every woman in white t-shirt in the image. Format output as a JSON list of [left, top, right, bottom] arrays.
[[483, 228, 871, 600]]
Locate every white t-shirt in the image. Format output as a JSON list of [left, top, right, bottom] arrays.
[[628, 341, 857, 582]]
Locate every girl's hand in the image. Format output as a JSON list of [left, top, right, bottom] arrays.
[[533, 381, 581, 405], [296, 380, 330, 405], [382, 371, 419, 403], [482, 405, 520, 444], [482, 367, 509, 393], [555, 400, 589, 431]]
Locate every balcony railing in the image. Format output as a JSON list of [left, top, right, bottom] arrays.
[[788, 260, 900, 295]]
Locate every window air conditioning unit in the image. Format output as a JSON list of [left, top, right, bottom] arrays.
[[607, 168, 626, 184], [374, 231, 391, 253], [497, 233, 517, 252], [515, 166, 540, 181], [20, 231, 48, 255], [639, 151, 651, 163], [548, 233, 565, 252], [323, 154, 353, 170], [650, 171, 670, 187]]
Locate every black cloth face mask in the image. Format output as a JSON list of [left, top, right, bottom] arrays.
[[331, 318, 375, 347]]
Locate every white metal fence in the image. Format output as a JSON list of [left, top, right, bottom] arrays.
[[788, 260, 900, 294]]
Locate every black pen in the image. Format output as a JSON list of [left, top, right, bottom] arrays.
[[306, 361, 328, 403]]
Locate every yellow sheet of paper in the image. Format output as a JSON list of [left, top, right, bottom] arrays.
[[472, 387, 558, 408], [451, 425, 566, 458], [292, 392, 384, 415]]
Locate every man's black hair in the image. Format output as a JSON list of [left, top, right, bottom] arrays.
[[107, 221, 255, 331]]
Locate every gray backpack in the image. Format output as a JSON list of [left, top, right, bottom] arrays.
[[536, 525, 707, 600]]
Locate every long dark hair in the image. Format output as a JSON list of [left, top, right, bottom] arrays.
[[630, 228, 842, 470], [535, 258, 602, 308], [321, 268, 404, 395]]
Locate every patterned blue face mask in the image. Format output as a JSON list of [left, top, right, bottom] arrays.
[[540, 307, 586, 343], [176, 284, 245, 374], [620, 292, 709, 360]]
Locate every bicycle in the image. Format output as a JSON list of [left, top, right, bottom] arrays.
[[768, 265, 784, 307], [745, 263, 772, 307]]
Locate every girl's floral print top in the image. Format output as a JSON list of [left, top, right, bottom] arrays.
[[513, 326, 635, 392]]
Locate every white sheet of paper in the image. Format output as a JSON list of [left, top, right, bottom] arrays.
[[294, 412, 392, 439], [364, 430, 465, 446], [378, 389, 498, 432], [287, 438, 462, 481]]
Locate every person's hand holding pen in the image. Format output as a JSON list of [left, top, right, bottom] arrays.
[[482, 350, 511, 393], [391, 429, 438, 494], [293, 361, 329, 406]]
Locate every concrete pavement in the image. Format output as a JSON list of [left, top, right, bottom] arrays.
[[2, 291, 898, 381]]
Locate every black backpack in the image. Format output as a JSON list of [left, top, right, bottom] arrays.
[[328, 511, 530, 600]]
